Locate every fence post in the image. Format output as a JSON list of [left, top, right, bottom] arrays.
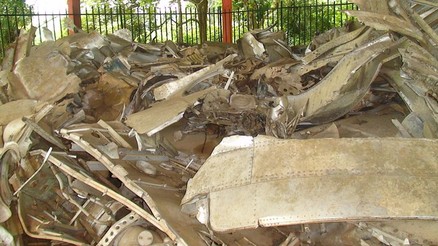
[[222, 0, 232, 43], [67, 0, 81, 33]]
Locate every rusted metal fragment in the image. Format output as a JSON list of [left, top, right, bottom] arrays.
[[82, 73, 136, 121], [126, 88, 216, 136], [9, 42, 81, 102], [183, 136, 438, 232], [287, 36, 400, 124], [345, 10, 424, 42]]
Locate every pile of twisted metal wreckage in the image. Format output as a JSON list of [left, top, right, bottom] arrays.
[[0, 0, 437, 245]]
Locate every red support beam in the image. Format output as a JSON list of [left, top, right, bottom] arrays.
[[67, 0, 81, 33], [222, 0, 232, 43]]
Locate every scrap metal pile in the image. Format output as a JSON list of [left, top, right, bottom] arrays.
[[1, 0, 438, 245]]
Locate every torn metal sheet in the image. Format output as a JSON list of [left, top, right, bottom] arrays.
[[0, 100, 38, 129], [301, 26, 367, 65], [9, 42, 81, 102], [287, 35, 400, 124], [183, 136, 438, 232], [399, 41, 438, 101], [153, 54, 236, 101], [344, 10, 424, 42], [239, 33, 266, 59], [56, 31, 109, 50], [82, 72, 136, 121], [382, 68, 438, 138], [126, 88, 217, 136]]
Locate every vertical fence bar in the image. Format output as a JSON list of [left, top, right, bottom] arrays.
[[315, 1, 318, 35], [170, 7, 174, 42], [280, 2, 283, 35], [232, 9, 236, 43], [239, 9, 242, 40], [21, 7, 27, 33], [59, 11, 64, 38], [52, 12, 57, 39], [307, 3, 310, 43], [340, 0, 344, 25], [188, 7, 193, 44], [321, 1, 325, 33], [286, 5, 290, 45], [0, 2, 361, 57], [165, 8, 169, 41], [102, 6, 107, 35], [332, 1, 336, 28], [218, 7, 222, 42], [142, 7, 147, 43], [147, 7, 152, 43], [91, 6, 96, 30], [298, 3, 302, 44], [212, 7, 215, 42], [184, 8, 188, 44], [196, 7, 200, 44], [154, 7, 158, 42], [159, 8, 163, 42], [84, 8, 89, 32], [97, 7, 102, 33], [116, 6, 120, 32], [136, 7, 140, 42], [207, 8, 210, 42], [37, 11, 43, 43], [0, 12, 4, 57]]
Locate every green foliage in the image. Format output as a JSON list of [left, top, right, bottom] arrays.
[[283, 0, 356, 45], [0, 0, 31, 55], [231, 0, 355, 45]]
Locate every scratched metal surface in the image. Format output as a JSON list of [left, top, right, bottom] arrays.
[[183, 136, 438, 232]]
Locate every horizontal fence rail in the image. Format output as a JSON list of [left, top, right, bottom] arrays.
[[0, 0, 356, 58]]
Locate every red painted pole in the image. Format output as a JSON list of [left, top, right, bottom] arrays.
[[67, 0, 81, 34], [222, 0, 232, 43]]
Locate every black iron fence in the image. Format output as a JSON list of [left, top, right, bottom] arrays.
[[0, 0, 356, 58]]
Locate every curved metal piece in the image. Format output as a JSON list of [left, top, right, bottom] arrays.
[[183, 136, 438, 232], [286, 35, 400, 124], [97, 212, 140, 246]]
